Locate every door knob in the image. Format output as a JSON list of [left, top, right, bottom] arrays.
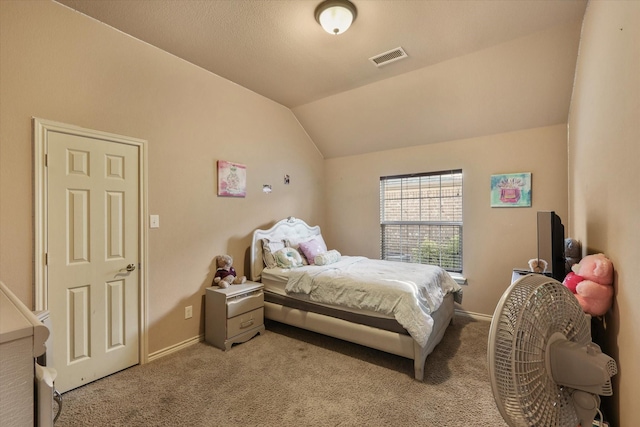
[[126, 263, 136, 272]]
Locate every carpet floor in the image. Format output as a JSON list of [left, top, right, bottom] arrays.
[[55, 316, 508, 426]]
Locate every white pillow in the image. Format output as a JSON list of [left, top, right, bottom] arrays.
[[274, 247, 303, 268], [314, 249, 341, 266], [262, 238, 286, 269]]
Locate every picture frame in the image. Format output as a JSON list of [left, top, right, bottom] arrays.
[[217, 160, 246, 197], [490, 172, 531, 207]]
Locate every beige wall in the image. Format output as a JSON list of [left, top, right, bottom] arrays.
[[324, 124, 569, 316], [0, 0, 324, 354], [2, 1, 637, 424], [568, 1, 640, 425]]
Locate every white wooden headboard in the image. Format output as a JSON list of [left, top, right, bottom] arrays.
[[250, 217, 321, 282]]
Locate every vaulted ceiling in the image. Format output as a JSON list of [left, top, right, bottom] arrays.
[[56, 0, 588, 158]]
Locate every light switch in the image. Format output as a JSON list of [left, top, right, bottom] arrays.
[[150, 215, 160, 228]]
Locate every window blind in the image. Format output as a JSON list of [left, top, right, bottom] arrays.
[[380, 170, 463, 272]]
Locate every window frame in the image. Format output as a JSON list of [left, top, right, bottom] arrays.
[[379, 169, 463, 273]]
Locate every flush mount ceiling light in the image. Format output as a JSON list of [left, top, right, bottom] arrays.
[[315, 0, 357, 35]]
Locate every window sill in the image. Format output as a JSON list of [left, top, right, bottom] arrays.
[[448, 272, 467, 286]]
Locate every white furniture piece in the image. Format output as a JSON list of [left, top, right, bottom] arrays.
[[250, 217, 458, 381], [0, 281, 50, 426], [205, 282, 265, 350]]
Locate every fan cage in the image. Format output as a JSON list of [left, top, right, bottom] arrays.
[[488, 275, 591, 427]]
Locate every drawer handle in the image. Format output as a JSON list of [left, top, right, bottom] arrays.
[[240, 319, 254, 328], [228, 292, 262, 304]]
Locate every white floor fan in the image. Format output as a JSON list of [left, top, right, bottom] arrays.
[[488, 274, 618, 427]]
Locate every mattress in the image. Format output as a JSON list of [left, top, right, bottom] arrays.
[[262, 267, 409, 334]]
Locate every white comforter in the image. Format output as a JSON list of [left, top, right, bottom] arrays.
[[285, 256, 462, 347]]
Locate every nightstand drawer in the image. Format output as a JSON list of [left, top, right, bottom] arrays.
[[227, 290, 263, 318], [205, 282, 265, 350], [227, 307, 263, 338]]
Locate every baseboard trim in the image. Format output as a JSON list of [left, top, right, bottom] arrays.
[[147, 334, 203, 362], [455, 309, 493, 322], [146, 311, 491, 361]]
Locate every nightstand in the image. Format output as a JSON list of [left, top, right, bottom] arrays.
[[205, 282, 265, 350]]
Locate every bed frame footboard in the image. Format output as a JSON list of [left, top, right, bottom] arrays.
[[264, 293, 455, 380], [412, 293, 455, 380]]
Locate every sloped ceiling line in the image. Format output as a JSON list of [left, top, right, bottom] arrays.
[[54, 0, 587, 158]]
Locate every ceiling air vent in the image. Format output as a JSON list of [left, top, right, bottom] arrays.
[[369, 47, 408, 67]]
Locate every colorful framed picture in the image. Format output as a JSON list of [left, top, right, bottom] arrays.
[[490, 172, 531, 207], [217, 160, 246, 197]]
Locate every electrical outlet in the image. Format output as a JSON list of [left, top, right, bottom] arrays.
[[185, 305, 193, 319]]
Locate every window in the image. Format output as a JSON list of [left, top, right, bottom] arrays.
[[380, 170, 463, 272]]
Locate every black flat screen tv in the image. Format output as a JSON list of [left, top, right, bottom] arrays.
[[537, 211, 565, 282]]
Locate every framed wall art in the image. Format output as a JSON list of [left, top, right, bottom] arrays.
[[490, 172, 531, 207], [217, 160, 246, 197]]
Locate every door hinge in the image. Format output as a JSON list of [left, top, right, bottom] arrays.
[[45, 154, 48, 167], [45, 253, 48, 265]]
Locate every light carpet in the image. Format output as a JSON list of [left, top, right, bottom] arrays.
[[55, 316, 508, 426]]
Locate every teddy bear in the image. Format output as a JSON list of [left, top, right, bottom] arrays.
[[564, 237, 582, 275], [528, 258, 548, 274], [213, 254, 246, 288], [562, 253, 614, 316]]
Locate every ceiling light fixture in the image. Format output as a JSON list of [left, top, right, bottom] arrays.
[[315, 0, 357, 35]]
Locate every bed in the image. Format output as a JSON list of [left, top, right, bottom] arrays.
[[250, 217, 462, 380]]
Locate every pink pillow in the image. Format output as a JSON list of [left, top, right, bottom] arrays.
[[298, 238, 327, 265]]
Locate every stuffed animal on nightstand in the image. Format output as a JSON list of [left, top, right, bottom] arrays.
[[213, 254, 246, 288], [562, 253, 614, 316]]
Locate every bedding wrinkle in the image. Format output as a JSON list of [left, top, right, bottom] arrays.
[[284, 256, 461, 347]]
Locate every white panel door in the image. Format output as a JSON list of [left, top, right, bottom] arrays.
[[47, 131, 140, 393]]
